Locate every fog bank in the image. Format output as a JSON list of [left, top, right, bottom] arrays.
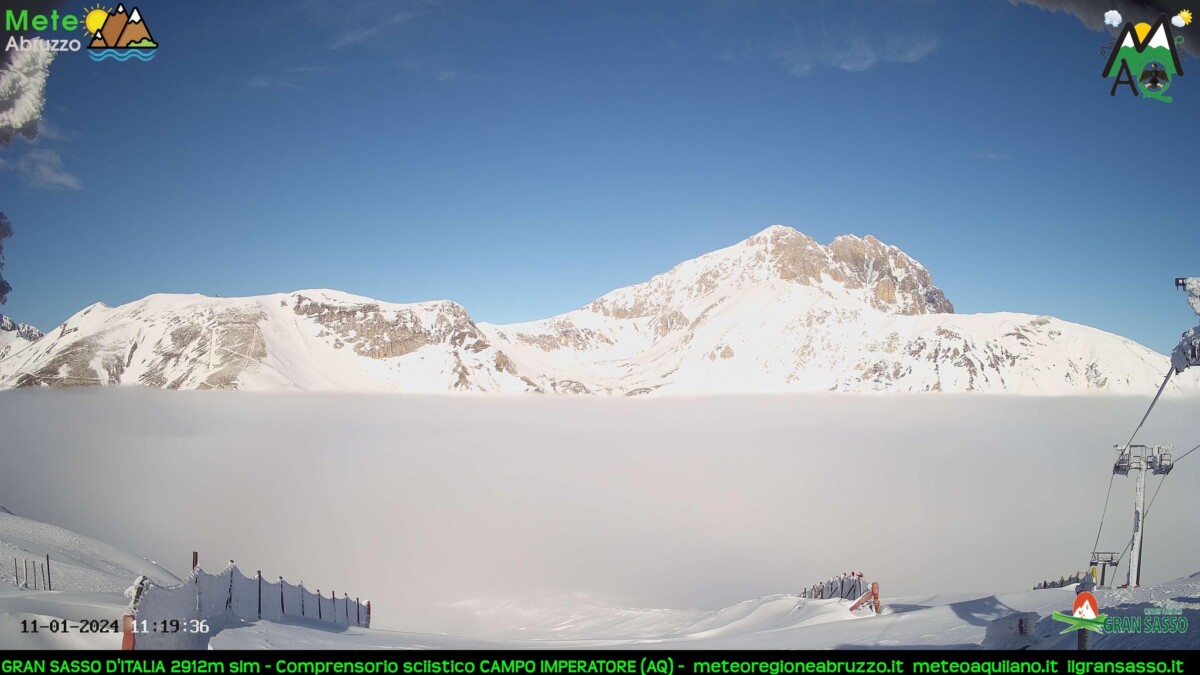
[[0, 389, 1196, 634]]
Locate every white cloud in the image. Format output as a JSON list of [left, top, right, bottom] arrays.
[[1104, 10, 1123, 28], [247, 76, 303, 91], [776, 31, 940, 76], [962, 151, 1009, 160], [330, 10, 419, 50], [10, 149, 82, 190], [0, 41, 56, 146], [1172, 14, 1186, 28], [246, 66, 336, 92]]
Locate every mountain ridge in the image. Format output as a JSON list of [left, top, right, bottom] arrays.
[[1, 226, 1194, 396]]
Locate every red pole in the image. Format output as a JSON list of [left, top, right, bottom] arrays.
[[121, 613, 136, 650]]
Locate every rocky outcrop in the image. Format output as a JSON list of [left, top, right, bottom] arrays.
[[0, 314, 44, 341], [293, 294, 489, 359], [586, 225, 953, 320]]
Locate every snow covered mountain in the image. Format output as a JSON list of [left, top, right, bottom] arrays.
[[0, 314, 43, 362], [0, 225, 1193, 395]]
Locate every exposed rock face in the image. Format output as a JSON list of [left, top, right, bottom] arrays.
[[586, 225, 953, 320], [292, 294, 489, 360], [11, 305, 266, 390], [0, 314, 44, 341], [825, 235, 954, 315]]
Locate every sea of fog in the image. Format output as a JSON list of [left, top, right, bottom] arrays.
[[0, 389, 1197, 635]]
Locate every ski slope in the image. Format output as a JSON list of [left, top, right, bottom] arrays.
[[208, 579, 1200, 650], [2, 501, 1198, 650], [0, 507, 179, 650]]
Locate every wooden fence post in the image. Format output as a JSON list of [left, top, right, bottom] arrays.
[[192, 551, 198, 571], [317, 590, 322, 619], [279, 577, 285, 615], [356, 597, 361, 625], [257, 571, 262, 619], [24, 559, 29, 589], [45, 554, 51, 591], [13, 558, 17, 587]]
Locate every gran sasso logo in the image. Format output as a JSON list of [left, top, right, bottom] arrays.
[[1052, 592, 1190, 637], [1102, 9, 1190, 102], [1052, 592, 1106, 634], [4, 4, 157, 62]]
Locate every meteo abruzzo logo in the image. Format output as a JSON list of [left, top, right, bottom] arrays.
[[1052, 592, 1106, 634], [3, 3, 157, 62], [84, 4, 157, 61], [1101, 9, 1191, 102]]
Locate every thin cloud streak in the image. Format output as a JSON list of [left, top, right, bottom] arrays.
[[8, 149, 83, 190], [776, 31, 941, 76]]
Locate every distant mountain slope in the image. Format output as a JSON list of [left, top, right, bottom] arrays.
[[0, 226, 1194, 395]]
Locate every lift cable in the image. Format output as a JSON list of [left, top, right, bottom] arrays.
[[1112, 440, 1200, 567], [1090, 367, 1175, 555]]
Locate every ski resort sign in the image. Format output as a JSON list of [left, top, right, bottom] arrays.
[[1101, 10, 1190, 102]]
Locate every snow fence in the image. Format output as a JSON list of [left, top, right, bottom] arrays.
[[127, 562, 370, 649], [799, 574, 870, 601]]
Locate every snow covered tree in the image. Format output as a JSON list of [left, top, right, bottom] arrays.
[[0, 211, 12, 304]]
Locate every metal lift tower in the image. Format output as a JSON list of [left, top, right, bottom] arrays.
[[1111, 444, 1173, 587]]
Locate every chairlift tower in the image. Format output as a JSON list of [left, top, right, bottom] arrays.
[[1112, 444, 1173, 587], [1088, 551, 1120, 587]]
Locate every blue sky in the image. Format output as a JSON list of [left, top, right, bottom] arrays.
[[1, 0, 1197, 352]]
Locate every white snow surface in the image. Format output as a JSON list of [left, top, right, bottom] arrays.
[[1184, 278, 1200, 317], [0, 508, 179, 650], [210, 577, 1200, 650], [3, 500, 1198, 651], [0, 508, 178, 593], [2, 227, 1196, 396]]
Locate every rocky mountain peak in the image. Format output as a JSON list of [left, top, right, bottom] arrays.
[[0, 314, 44, 341], [587, 225, 953, 319], [746, 226, 953, 315]]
